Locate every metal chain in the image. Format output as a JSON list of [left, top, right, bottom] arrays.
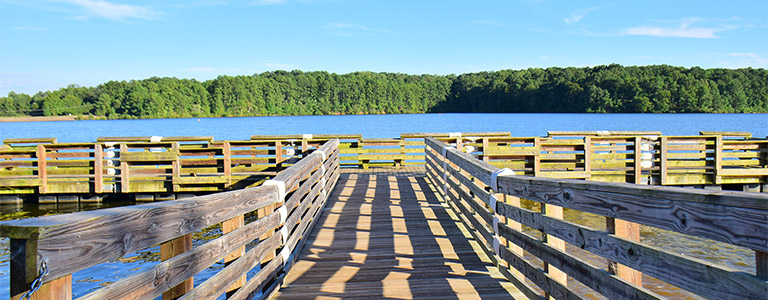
[[21, 257, 48, 300]]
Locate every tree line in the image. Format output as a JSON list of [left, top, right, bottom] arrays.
[[1, 65, 765, 118]]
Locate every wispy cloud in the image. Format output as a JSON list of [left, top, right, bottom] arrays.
[[13, 26, 47, 31], [623, 17, 736, 38], [471, 20, 507, 27], [321, 22, 390, 36], [54, 0, 159, 21], [564, 7, 598, 24]]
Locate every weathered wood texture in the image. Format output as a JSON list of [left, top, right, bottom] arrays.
[[273, 171, 524, 299], [425, 137, 768, 300], [1, 139, 342, 300]]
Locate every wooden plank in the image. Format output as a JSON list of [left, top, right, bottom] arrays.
[[4, 138, 58, 145], [37, 144, 47, 194], [700, 131, 752, 138], [714, 136, 723, 184]]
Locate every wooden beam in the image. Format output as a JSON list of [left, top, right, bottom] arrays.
[[223, 141, 232, 188], [542, 203, 567, 298], [10, 238, 72, 300], [120, 144, 129, 193], [714, 136, 723, 185], [94, 144, 103, 194], [223, 215, 246, 298], [161, 234, 193, 300], [607, 217, 643, 286], [37, 144, 47, 194], [660, 137, 667, 185], [633, 136, 642, 184]]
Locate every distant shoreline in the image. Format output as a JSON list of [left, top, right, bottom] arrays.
[[0, 115, 77, 122]]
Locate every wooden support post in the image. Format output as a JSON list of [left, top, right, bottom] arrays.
[[542, 203, 567, 297], [633, 137, 642, 184], [120, 144, 129, 193], [660, 137, 668, 185], [533, 137, 541, 176], [583, 137, 591, 179], [37, 144, 47, 194], [301, 138, 308, 158], [482, 138, 490, 163], [172, 143, 180, 193], [94, 143, 103, 194], [275, 141, 283, 172], [606, 217, 643, 286], [10, 239, 72, 300], [223, 141, 232, 188], [505, 194, 524, 280], [259, 204, 277, 265], [455, 136, 463, 152], [714, 136, 723, 185], [756, 251, 768, 280], [161, 234, 193, 300], [223, 215, 246, 298]]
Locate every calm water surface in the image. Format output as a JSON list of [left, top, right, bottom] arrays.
[[1, 113, 765, 298]]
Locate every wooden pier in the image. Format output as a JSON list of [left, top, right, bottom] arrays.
[[1, 134, 767, 299]]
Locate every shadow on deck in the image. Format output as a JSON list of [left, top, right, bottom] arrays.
[[273, 169, 523, 299]]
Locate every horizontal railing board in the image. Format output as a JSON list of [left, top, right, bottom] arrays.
[[0, 186, 279, 283], [497, 222, 662, 300], [495, 200, 768, 300], [78, 213, 282, 300]]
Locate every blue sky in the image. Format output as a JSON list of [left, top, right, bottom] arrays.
[[0, 0, 766, 95]]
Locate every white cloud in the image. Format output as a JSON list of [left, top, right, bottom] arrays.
[[623, 18, 736, 38], [55, 0, 158, 21], [564, 7, 598, 24]]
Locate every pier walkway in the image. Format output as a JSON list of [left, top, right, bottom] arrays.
[[274, 168, 523, 299]]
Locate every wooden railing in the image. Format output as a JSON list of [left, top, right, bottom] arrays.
[[424, 137, 768, 300], [0, 139, 341, 300], [2, 131, 765, 198]]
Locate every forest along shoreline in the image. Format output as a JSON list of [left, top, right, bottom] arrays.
[[1, 65, 766, 120]]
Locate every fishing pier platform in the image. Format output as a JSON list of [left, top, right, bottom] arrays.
[[1, 131, 767, 299]]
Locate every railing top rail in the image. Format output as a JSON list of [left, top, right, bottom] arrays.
[[250, 134, 361, 140], [3, 138, 58, 145], [547, 130, 663, 136], [400, 131, 511, 138]]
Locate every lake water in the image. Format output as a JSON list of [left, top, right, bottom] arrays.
[[0, 113, 766, 299], [1, 113, 766, 142]]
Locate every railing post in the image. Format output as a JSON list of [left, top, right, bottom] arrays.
[[120, 143, 129, 193], [606, 217, 643, 285], [172, 143, 180, 192], [36, 144, 47, 194], [223, 141, 232, 189], [10, 239, 72, 300], [222, 215, 246, 298], [533, 137, 541, 176], [275, 141, 283, 172], [482, 138, 490, 163], [94, 143, 103, 194], [714, 136, 723, 185], [504, 194, 524, 280], [161, 234, 193, 300], [542, 203, 567, 298], [583, 136, 591, 179], [633, 136, 642, 184], [660, 137, 668, 185]]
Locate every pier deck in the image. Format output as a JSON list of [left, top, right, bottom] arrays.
[[274, 169, 524, 299]]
